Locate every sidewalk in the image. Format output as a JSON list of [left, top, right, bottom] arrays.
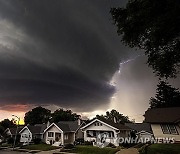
[[37, 148, 76, 154], [116, 148, 139, 154]]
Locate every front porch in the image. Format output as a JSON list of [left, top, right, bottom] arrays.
[[46, 131, 75, 146], [85, 130, 119, 146]]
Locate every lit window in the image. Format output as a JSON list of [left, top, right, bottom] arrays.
[[48, 132, 54, 137]]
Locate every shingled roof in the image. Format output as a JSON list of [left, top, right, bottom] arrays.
[[8, 126, 24, 135], [125, 123, 152, 133], [57, 121, 79, 132], [99, 118, 131, 130], [144, 107, 180, 123], [44, 121, 80, 133]]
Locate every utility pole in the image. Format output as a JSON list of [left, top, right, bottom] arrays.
[[12, 115, 20, 150]]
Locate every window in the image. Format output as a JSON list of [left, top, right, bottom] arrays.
[[161, 125, 169, 134], [87, 130, 96, 137], [161, 124, 178, 135], [169, 125, 178, 135], [94, 122, 102, 126], [48, 132, 54, 137], [64, 134, 68, 140], [93, 131, 96, 137]]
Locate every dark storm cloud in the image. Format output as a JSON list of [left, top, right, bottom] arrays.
[[0, 0, 132, 111]]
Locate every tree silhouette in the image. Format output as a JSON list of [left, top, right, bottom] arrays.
[[51, 108, 80, 123], [150, 81, 180, 108], [96, 109, 131, 124], [24, 106, 51, 125]]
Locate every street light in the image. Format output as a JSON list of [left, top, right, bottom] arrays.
[[12, 115, 20, 150]]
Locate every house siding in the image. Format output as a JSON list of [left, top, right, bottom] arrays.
[[151, 124, 180, 142], [44, 124, 64, 145], [20, 128, 32, 143], [82, 120, 129, 146]]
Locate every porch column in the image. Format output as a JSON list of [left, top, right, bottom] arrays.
[[61, 132, 64, 145], [73, 133, 75, 143], [54, 132, 55, 142], [84, 131, 87, 141]]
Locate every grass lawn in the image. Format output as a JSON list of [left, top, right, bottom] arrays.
[[0, 143, 12, 147], [143, 144, 180, 154], [68, 145, 119, 154], [21, 143, 59, 151]]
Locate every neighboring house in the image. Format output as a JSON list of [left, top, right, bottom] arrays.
[[19, 124, 47, 144], [43, 120, 84, 146], [125, 123, 153, 140], [4, 126, 24, 138], [81, 118, 131, 147], [145, 107, 180, 142]]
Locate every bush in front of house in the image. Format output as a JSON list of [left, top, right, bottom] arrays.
[[7, 137, 14, 144], [74, 138, 84, 145], [106, 143, 116, 148], [84, 140, 93, 145], [64, 144, 74, 149], [33, 138, 41, 144]]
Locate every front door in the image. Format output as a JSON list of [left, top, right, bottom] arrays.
[[55, 133, 61, 142]]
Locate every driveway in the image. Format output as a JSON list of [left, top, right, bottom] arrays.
[[116, 148, 139, 154]]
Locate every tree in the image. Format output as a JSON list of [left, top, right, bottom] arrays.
[[0, 119, 16, 135], [110, 0, 180, 78], [51, 108, 80, 123], [0, 119, 16, 129], [24, 106, 51, 125], [96, 109, 131, 124], [150, 81, 180, 108]]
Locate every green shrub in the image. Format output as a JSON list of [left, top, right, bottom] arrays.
[[106, 143, 116, 148], [7, 137, 14, 144], [64, 144, 74, 149], [84, 141, 93, 145]]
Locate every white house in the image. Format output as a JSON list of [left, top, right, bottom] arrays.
[[19, 124, 47, 145], [125, 123, 153, 140], [145, 107, 180, 142], [81, 118, 131, 147], [43, 120, 84, 146]]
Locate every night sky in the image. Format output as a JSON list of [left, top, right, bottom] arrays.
[[0, 0, 179, 123]]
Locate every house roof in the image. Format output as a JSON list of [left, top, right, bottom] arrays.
[[8, 126, 24, 135], [125, 123, 152, 133], [100, 118, 131, 130], [81, 118, 131, 130], [58, 121, 79, 132], [144, 107, 180, 123], [20, 124, 47, 135], [27, 124, 47, 134], [34, 124, 47, 133], [44, 120, 80, 133]]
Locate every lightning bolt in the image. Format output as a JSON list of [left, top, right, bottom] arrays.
[[118, 54, 144, 74]]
